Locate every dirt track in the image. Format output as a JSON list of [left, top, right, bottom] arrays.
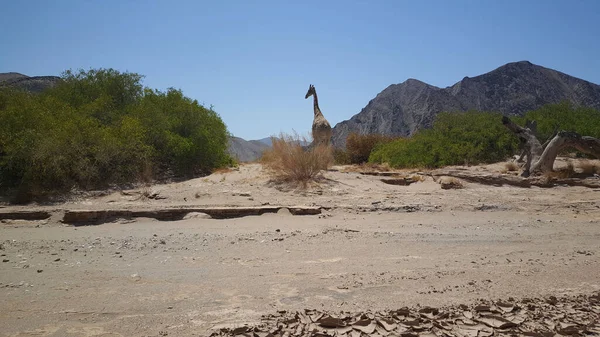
[[1, 163, 600, 336]]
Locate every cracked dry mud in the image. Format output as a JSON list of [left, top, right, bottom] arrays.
[[212, 293, 600, 337], [1, 162, 600, 337]]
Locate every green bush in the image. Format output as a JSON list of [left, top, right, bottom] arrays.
[[345, 132, 398, 164], [370, 111, 519, 168], [518, 101, 600, 140], [0, 68, 232, 201], [132, 88, 232, 176]]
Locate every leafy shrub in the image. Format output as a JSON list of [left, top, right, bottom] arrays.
[[518, 101, 600, 140], [261, 133, 333, 187], [0, 68, 232, 202], [132, 88, 232, 176], [345, 132, 398, 164], [370, 111, 519, 168]]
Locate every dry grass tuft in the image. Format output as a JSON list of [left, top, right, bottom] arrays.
[[439, 177, 464, 189], [576, 159, 600, 175], [504, 161, 520, 172], [139, 187, 153, 200], [125, 186, 161, 201], [545, 160, 576, 179], [261, 133, 333, 187], [137, 162, 154, 185], [408, 174, 426, 182]]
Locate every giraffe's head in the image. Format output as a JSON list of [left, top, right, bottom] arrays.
[[305, 84, 316, 99]]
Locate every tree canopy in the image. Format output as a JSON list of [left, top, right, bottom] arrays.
[[0, 68, 232, 202]]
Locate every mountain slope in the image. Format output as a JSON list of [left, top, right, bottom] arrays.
[[227, 136, 271, 162], [255, 137, 274, 147], [332, 61, 600, 147], [0, 72, 61, 93], [0, 72, 28, 83]]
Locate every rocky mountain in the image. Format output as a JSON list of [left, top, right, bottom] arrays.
[[228, 136, 271, 162], [332, 61, 600, 147], [0, 72, 61, 93]]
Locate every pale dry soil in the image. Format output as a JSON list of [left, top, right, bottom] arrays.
[[1, 163, 599, 337]]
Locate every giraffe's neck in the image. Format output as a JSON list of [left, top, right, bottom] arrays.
[[312, 91, 323, 118]]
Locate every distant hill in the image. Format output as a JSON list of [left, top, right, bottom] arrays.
[[0, 72, 29, 83], [227, 136, 271, 162], [255, 137, 274, 147], [332, 61, 600, 147], [253, 137, 310, 147], [0, 72, 61, 93], [228, 136, 313, 162]]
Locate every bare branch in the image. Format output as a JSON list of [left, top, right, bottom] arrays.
[[503, 116, 600, 176]]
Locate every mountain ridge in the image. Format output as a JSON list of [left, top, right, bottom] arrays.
[[331, 61, 600, 147], [227, 136, 271, 163], [0, 72, 62, 93]]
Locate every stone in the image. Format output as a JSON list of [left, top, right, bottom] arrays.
[[183, 212, 212, 220]]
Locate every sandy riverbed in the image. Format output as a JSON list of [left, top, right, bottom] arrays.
[[1, 163, 599, 336]]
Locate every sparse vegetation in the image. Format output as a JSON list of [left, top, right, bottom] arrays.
[[261, 133, 333, 187], [0, 68, 233, 202]]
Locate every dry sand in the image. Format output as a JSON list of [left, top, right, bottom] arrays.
[[1, 163, 599, 336]]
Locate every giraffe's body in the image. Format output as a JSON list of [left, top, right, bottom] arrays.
[[305, 85, 332, 147]]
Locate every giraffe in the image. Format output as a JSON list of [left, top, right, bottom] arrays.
[[304, 84, 332, 148]]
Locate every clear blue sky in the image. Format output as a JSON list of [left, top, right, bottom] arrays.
[[2, 0, 599, 140]]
